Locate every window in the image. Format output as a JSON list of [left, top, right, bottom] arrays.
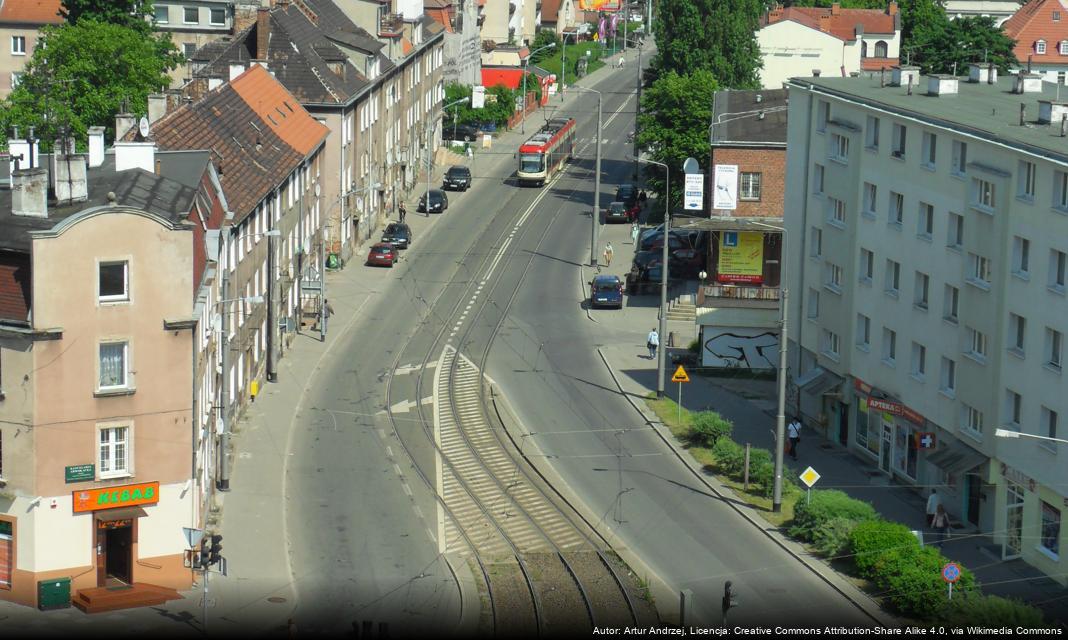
[[98, 425, 130, 478], [10, 72, 21, 90], [817, 100, 829, 133], [740, 172, 761, 200], [1042, 407, 1059, 451], [918, 202, 933, 238], [829, 198, 846, 225], [940, 357, 956, 394], [154, 5, 168, 22], [911, 342, 927, 378], [889, 191, 903, 226], [1019, 160, 1036, 200], [1063, 41, 1068, 55], [831, 134, 850, 162], [891, 123, 906, 158], [1057, 10, 1063, 21], [860, 248, 874, 282], [1047, 327, 1063, 370], [10, 35, 25, 56], [183, 42, 196, 60], [968, 253, 992, 287], [914, 272, 930, 309], [968, 326, 988, 360], [944, 285, 960, 323], [863, 183, 877, 217], [973, 178, 996, 211], [885, 259, 900, 295], [813, 163, 825, 194], [947, 212, 964, 249], [99, 342, 129, 390], [882, 328, 897, 364], [1055, 171, 1068, 210], [826, 263, 843, 291], [952, 140, 967, 175], [865, 116, 880, 149], [1040, 502, 1060, 558], [921, 132, 937, 169], [1051, 249, 1067, 291], [1013, 236, 1030, 277], [808, 288, 820, 319], [1005, 389, 1023, 428], [99, 261, 129, 302], [857, 314, 871, 349], [210, 7, 226, 25], [821, 329, 841, 358], [1037, 40, 1048, 55], [184, 6, 199, 23], [875, 40, 888, 57], [809, 227, 822, 258], [0, 519, 11, 588], [963, 404, 984, 437], [1009, 313, 1027, 354]]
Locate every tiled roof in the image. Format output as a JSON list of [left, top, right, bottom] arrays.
[[1002, 0, 1068, 65], [0, 0, 63, 25], [229, 64, 330, 156], [0, 252, 30, 323], [763, 5, 898, 42], [541, 0, 562, 22], [425, 7, 453, 32], [861, 56, 899, 70]]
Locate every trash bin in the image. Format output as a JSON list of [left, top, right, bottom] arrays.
[[38, 577, 71, 610]]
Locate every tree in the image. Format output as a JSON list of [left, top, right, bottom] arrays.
[[897, 0, 947, 63], [529, 29, 560, 64], [651, 0, 763, 89], [636, 69, 719, 208], [913, 16, 1018, 74], [61, 0, 156, 33], [785, 0, 886, 7], [0, 19, 181, 148], [690, 411, 733, 447]]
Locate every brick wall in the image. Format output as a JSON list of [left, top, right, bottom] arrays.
[[709, 146, 786, 219]]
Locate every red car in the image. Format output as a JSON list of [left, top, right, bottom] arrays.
[[366, 242, 398, 267]]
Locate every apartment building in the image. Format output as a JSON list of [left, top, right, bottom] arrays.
[[945, 0, 1021, 26], [1003, 0, 1068, 84], [785, 66, 1068, 582], [0, 132, 226, 609], [0, 0, 63, 98], [152, 0, 266, 86], [190, 0, 445, 262]]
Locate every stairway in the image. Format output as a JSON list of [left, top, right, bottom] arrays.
[[666, 295, 697, 322], [72, 583, 183, 614]]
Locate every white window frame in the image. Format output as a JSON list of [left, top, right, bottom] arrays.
[[914, 271, 930, 309], [889, 191, 903, 226], [1051, 249, 1067, 292], [98, 341, 130, 391], [968, 326, 989, 361], [968, 253, 992, 288], [184, 6, 199, 24], [154, 5, 169, 23], [740, 172, 761, 201], [860, 248, 874, 283], [940, 357, 956, 396], [885, 259, 900, 296], [821, 329, 841, 359], [1047, 327, 1063, 370], [830, 133, 850, 163], [1013, 236, 1030, 278], [944, 284, 960, 323], [947, 212, 964, 250], [829, 197, 846, 226], [10, 35, 26, 56], [973, 178, 996, 213], [863, 182, 877, 218], [891, 123, 906, 158], [98, 260, 130, 303], [865, 116, 880, 150], [921, 131, 937, 169], [918, 202, 933, 239], [911, 342, 927, 379], [1037, 39, 1048, 55], [97, 422, 132, 479], [210, 6, 226, 26], [963, 404, 984, 438]]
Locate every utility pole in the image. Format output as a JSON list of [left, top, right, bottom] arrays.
[[523, 42, 556, 134], [632, 38, 644, 180], [217, 268, 230, 492], [572, 87, 603, 267], [266, 224, 278, 382]]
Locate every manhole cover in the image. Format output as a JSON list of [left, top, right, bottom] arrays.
[[267, 597, 287, 604]]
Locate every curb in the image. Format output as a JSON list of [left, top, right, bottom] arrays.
[[595, 347, 899, 628], [443, 552, 480, 637]]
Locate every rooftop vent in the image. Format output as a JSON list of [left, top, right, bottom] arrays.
[[1014, 73, 1043, 94], [1038, 100, 1068, 125], [927, 74, 959, 96], [967, 63, 997, 84], [889, 65, 919, 88]]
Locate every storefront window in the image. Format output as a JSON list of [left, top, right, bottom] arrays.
[[1041, 501, 1061, 558], [892, 422, 919, 479], [0, 519, 11, 588], [855, 400, 869, 448]]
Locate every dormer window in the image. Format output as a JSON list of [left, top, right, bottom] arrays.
[[1038, 39, 1047, 54], [1061, 40, 1068, 55], [1055, 10, 1062, 21]]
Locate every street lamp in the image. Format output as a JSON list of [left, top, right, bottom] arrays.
[[425, 96, 471, 215], [622, 33, 644, 180], [995, 429, 1068, 444], [522, 42, 556, 134], [637, 157, 669, 399], [560, 31, 578, 101], [569, 85, 603, 268], [749, 219, 789, 514]]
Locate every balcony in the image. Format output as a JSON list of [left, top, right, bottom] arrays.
[[379, 13, 404, 37], [697, 283, 781, 309]]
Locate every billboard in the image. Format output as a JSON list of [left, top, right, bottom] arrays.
[[684, 173, 704, 210], [579, 0, 617, 9], [712, 164, 738, 210], [472, 85, 486, 109], [717, 231, 764, 284]]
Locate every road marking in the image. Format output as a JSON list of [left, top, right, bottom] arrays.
[[403, 483, 413, 497], [390, 399, 418, 413], [421, 396, 434, 406], [378, 428, 387, 440], [394, 463, 403, 476], [413, 505, 424, 519], [385, 446, 394, 458]]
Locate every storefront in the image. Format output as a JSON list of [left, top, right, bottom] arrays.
[[73, 481, 159, 587], [851, 378, 926, 483], [991, 462, 1067, 584]]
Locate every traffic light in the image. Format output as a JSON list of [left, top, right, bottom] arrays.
[[721, 581, 738, 624], [198, 539, 211, 570], [208, 534, 223, 566]]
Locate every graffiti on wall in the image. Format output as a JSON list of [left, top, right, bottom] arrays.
[[702, 329, 778, 369]]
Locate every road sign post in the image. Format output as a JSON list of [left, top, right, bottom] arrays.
[[799, 466, 821, 505], [942, 562, 961, 600], [671, 365, 690, 424]]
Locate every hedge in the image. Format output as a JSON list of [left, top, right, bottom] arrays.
[[883, 546, 975, 619], [942, 592, 1046, 627], [849, 519, 920, 578], [690, 411, 733, 448], [811, 516, 864, 556], [711, 438, 745, 477], [790, 490, 878, 543]]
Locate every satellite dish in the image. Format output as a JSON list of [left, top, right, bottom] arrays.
[[314, 183, 321, 197], [138, 116, 150, 138]]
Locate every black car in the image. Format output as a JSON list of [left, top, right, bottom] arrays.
[[418, 189, 449, 213], [443, 165, 472, 191], [603, 201, 631, 223], [443, 122, 481, 142], [381, 223, 412, 249], [616, 183, 638, 207]]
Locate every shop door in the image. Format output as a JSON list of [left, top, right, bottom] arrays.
[[837, 403, 849, 446], [104, 525, 133, 585], [1004, 482, 1024, 559], [879, 422, 893, 473], [965, 474, 981, 526]]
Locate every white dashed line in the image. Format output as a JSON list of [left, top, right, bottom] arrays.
[[403, 483, 413, 497], [393, 463, 403, 476], [385, 446, 394, 458]]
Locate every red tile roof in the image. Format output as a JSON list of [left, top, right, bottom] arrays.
[[0, 253, 30, 323], [542, 0, 562, 22], [0, 0, 63, 25], [763, 4, 897, 42], [425, 7, 453, 32], [861, 56, 899, 70], [229, 65, 330, 157], [1003, 0, 1068, 65]]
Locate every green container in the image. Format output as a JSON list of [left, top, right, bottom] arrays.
[[38, 577, 71, 610]]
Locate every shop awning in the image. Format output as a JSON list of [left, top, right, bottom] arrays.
[[926, 438, 986, 475], [795, 366, 845, 396], [94, 507, 148, 522]]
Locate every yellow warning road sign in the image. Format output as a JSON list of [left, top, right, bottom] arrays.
[[671, 365, 690, 383]]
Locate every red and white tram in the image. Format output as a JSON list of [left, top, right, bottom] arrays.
[[516, 117, 576, 186]]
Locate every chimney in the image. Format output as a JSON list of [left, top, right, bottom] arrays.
[[855, 24, 864, 39], [927, 74, 958, 96], [147, 93, 168, 124], [88, 127, 105, 168], [887, 1, 898, 15], [114, 141, 156, 173], [831, 2, 841, 15], [256, 7, 270, 61], [1038, 100, 1068, 124], [968, 63, 997, 83], [890, 65, 919, 87], [53, 153, 88, 205], [8, 129, 30, 173], [812, 68, 822, 77], [115, 112, 136, 140], [229, 63, 247, 81], [1020, 102, 1026, 126], [11, 168, 48, 218], [819, 14, 832, 32], [1014, 73, 1044, 94]]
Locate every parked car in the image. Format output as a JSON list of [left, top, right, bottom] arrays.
[[366, 242, 398, 267], [603, 201, 632, 223], [381, 223, 412, 249], [639, 227, 700, 251], [669, 248, 706, 278], [418, 189, 449, 213], [589, 274, 624, 309], [615, 183, 638, 207], [627, 250, 663, 294], [443, 122, 481, 142], [443, 165, 472, 191]]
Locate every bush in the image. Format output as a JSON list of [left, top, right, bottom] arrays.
[[687, 339, 700, 354], [810, 516, 864, 557], [711, 438, 744, 477], [883, 546, 975, 619], [690, 411, 733, 447], [849, 519, 920, 578], [789, 490, 878, 543], [942, 592, 1046, 627]]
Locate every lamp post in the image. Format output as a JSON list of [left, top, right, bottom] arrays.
[[637, 157, 669, 398], [523, 42, 556, 134], [570, 85, 603, 267], [425, 96, 471, 214], [215, 289, 266, 493], [560, 31, 578, 101], [263, 228, 282, 383], [749, 219, 788, 513], [995, 429, 1068, 444], [623, 34, 644, 180]]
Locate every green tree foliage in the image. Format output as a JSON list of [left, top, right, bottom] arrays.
[[651, 0, 763, 88], [848, 519, 920, 577], [883, 546, 975, 619], [711, 437, 745, 476], [636, 68, 718, 207], [61, 0, 156, 33], [529, 29, 560, 63], [942, 593, 1046, 627], [785, 0, 886, 7], [689, 411, 733, 447], [442, 82, 519, 129], [789, 489, 878, 542], [0, 20, 181, 147], [917, 16, 1018, 74]]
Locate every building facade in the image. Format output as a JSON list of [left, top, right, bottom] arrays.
[[1003, 0, 1068, 84], [786, 66, 1068, 582], [945, 0, 1022, 26], [0, 0, 63, 98]]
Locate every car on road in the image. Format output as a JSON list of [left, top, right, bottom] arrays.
[[442, 165, 472, 191], [589, 274, 624, 309], [615, 183, 638, 208], [418, 189, 449, 213], [603, 201, 633, 223], [443, 122, 481, 142], [366, 242, 398, 267], [381, 223, 412, 249]]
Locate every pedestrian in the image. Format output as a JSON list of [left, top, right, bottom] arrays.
[[630, 221, 640, 244], [618, 55, 625, 69], [466, 144, 474, 159], [646, 328, 659, 359], [320, 298, 335, 342], [932, 504, 951, 546], [787, 417, 802, 460], [603, 241, 614, 267], [926, 489, 942, 528], [398, 202, 407, 223], [638, 189, 648, 210]]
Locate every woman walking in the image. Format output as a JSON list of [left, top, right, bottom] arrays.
[[932, 504, 951, 546]]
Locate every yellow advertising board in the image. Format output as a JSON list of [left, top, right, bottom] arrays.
[[717, 231, 764, 284], [578, 0, 616, 9]]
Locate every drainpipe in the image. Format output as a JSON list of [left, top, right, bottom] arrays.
[[795, 90, 814, 418]]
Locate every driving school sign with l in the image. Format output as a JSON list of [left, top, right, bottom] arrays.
[[684, 173, 705, 210]]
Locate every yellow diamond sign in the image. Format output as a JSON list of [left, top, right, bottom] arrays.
[[799, 466, 821, 488], [671, 365, 690, 383]]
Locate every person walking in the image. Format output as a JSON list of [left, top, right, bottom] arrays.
[[926, 489, 942, 528], [398, 203, 407, 223], [646, 328, 659, 359], [787, 417, 802, 460], [618, 55, 625, 69], [603, 242, 614, 267], [630, 221, 640, 245], [638, 189, 648, 210], [932, 504, 951, 546]]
